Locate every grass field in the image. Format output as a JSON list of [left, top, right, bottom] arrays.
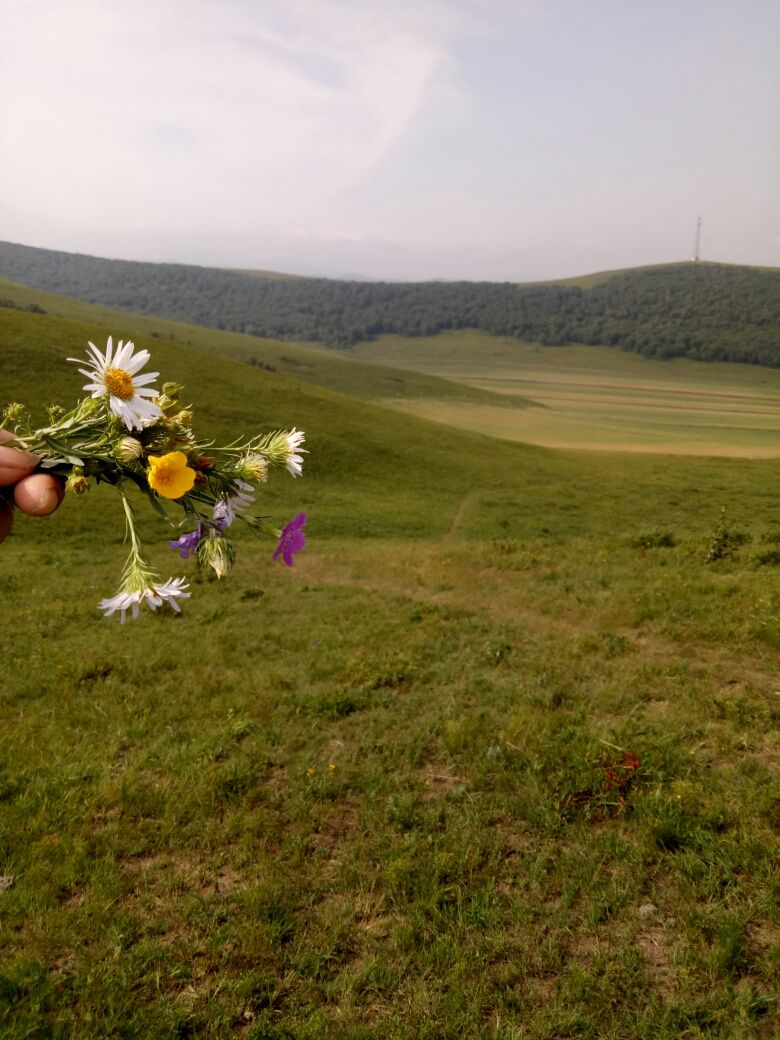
[[344, 332, 780, 457], [0, 279, 532, 413], [1, 302, 779, 1038]]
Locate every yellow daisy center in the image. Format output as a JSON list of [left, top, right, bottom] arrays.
[[103, 367, 135, 401], [147, 451, 196, 500]]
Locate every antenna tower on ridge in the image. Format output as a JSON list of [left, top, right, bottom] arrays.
[[692, 216, 702, 262]]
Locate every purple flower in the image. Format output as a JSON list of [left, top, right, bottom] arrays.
[[272, 512, 307, 567], [168, 524, 202, 559]]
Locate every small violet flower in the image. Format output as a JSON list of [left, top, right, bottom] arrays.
[[212, 480, 255, 529], [272, 512, 307, 567], [168, 524, 202, 559]]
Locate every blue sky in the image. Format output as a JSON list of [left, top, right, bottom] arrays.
[[1, 0, 777, 280]]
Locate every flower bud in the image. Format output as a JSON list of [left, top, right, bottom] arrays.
[[237, 453, 268, 484], [172, 409, 193, 427], [156, 384, 187, 414], [3, 403, 27, 425], [66, 470, 90, 495], [198, 531, 236, 579], [155, 394, 177, 413], [114, 436, 143, 462]]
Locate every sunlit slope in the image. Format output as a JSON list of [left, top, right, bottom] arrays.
[[528, 258, 780, 291], [0, 307, 548, 545], [344, 331, 780, 458], [0, 279, 533, 412]]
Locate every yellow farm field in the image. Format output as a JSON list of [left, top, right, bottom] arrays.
[[351, 333, 780, 457]]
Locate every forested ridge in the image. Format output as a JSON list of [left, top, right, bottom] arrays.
[[1, 240, 779, 366]]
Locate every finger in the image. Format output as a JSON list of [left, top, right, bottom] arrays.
[[0, 502, 12, 543], [13, 473, 65, 516], [0, 431, 39, 485]]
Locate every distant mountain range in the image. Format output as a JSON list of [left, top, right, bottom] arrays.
[[1, 240, 778, 366]]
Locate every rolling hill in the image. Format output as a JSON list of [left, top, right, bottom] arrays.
[[3, 277, 775, 461], [0, 294, 552, 545], [0, 276, 534, 415], [1, 239, 779, 364]]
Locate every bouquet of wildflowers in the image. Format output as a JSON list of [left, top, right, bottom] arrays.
[[2, 336, 307, 621]]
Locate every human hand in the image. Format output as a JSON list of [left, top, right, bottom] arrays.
[[0, 430, 65, 543]]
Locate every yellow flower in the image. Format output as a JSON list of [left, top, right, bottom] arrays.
[[147, 451, 196, 499]]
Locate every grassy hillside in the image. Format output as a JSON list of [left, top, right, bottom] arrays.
[[1, 239, 779, 363], [0, 307, 546, 543], [538, 259, 780, 291], [0, 278, 532, 414], [1, 305, 779, 1038]]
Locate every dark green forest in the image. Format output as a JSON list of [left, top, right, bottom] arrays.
[[1, 240, 779, 365]]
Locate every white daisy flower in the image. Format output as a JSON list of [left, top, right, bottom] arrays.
[[69, 336, 163, 431], [284, 428, 306, 478], [212, 479, 255, 528], [98, 577, 190, 623]]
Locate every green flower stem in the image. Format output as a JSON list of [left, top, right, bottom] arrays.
[[118, 486, 159, 593]]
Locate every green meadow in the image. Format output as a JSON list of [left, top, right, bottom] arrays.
[[0, 279, 532, 414], [345, 331, 780, 457], [1, 295, 779, 1038]]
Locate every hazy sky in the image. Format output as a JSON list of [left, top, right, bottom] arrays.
[[1, 0, 778, 280]]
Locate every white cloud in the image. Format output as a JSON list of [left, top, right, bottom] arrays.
[[0, 0, 454, 238], [1, 1, 776, 279]]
